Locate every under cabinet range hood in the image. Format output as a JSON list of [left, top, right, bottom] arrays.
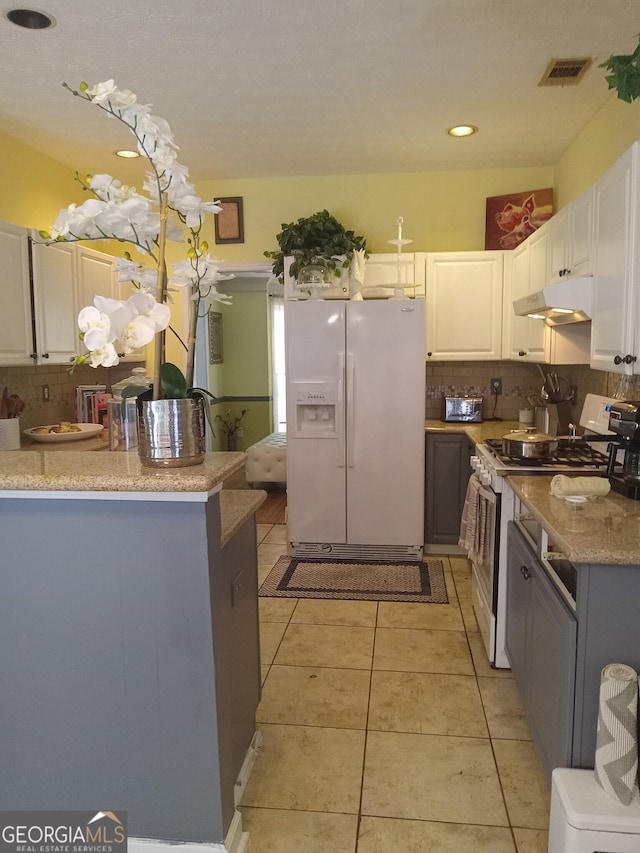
[[513, 277, 594, 326]]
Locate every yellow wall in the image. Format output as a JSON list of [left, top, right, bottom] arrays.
[[554, 94, 640, 208], [3, 95, 640, 405], [197, 167, 554, 263], [1, 131, 82, 229], [4, 94, 640, 260]]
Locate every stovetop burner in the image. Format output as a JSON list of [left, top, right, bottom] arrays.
[[484, 438, 610, 470]]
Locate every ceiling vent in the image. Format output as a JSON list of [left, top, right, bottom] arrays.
[[539, 58, 592, 86]]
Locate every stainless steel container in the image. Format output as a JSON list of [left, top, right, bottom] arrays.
[[501, 429, 558, 459], [138, 398, 206, 468], [535, 405, 549, 434]]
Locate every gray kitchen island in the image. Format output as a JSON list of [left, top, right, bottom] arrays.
[[0, 449, 266, 853]]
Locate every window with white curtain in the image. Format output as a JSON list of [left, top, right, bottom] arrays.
[[271, 296, 286, 431]]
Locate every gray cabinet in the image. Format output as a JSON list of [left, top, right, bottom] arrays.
[[425, 433, 473, 546], [220, 516, 262, 783], [506, 523, 576, 777], [506, 521, 640, 777]]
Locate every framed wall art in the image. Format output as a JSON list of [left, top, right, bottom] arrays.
[[214, 196, 244, 244], [485, 188, 553, 250]]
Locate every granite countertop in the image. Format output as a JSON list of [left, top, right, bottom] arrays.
[[425, 419, 522, 443], [508, 475, 640, 565], [0, 449, 246, 494], [219, 489, 267, 545]]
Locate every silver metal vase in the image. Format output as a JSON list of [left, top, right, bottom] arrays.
[[138, 397, 206, 468]]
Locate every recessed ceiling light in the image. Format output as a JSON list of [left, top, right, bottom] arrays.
[[447, 125, 478, 138], [6, 8, 55, 29], [115, 150, 140, 159]]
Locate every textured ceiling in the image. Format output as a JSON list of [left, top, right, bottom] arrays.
[[0, 0, 636, 182]]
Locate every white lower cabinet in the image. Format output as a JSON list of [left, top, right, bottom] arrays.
[[425, 251, 504, 360]]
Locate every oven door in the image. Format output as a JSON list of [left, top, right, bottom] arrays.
[[470, 483, 500, 662]]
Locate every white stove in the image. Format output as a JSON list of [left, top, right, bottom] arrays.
[[466, 394, 617, 668]]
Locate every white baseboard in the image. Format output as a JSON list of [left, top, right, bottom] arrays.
[[234, 730, 263, 806], [129, 838, 226, 853], [224, 811, 249, 853]]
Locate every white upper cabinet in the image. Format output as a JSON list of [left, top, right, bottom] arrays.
[[425, 251, 503, 360], [567, 186, 595, 279], [590, 144, 639, 374], [507, 215, 590, 365], [76, 244, 118, 306], [0, 230, 127, 367], [0, 222, 33, 366], [77, 244, 145, 362], [547, 207, 568, 285], [547, 187, 594, 284], [507, 230, 549, 362], [30, 237, 79, 365]]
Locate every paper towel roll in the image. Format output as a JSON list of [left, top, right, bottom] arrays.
[[550, 475, 611, 498], [594, 663, 639, 805]]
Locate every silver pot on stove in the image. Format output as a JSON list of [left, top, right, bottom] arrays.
[[501, 428, 559, 460]]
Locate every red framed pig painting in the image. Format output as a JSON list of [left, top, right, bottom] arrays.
[[485, 188, 553, 250]]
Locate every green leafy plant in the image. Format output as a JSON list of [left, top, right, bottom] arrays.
[[264, 209, 367, 282], [215, 408, 248, 435], [600, 38, 640, 103]]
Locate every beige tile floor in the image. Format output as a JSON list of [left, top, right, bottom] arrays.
[[240, 520, 551, 853]]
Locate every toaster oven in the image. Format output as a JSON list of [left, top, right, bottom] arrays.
[[442, 396, 483, 423]]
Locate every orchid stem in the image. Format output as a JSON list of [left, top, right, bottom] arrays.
[[153, 193, 169, 399]]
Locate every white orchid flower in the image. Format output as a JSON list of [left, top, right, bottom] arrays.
[[88, 80, 138, 110], [78, 305, 111, 338], [58, 79, 233, 391], [112, 258, 158, 291], [87, 341, 120, 368], [203, 200, 223, 215], [113, 258, 144, 282], [206, 286, 233, 306], [86, 79, 118, 104], [128, 291, 171, 333]]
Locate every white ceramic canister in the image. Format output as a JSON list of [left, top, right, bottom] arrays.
[[0, 418, 21, 450]]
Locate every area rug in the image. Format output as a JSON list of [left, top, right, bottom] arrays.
[[259, 556, 448, 603]]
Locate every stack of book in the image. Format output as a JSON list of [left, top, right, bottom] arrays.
[[74, 385, 110, 426]]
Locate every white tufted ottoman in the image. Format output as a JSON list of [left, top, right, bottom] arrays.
[[245, 432, 287, 486]]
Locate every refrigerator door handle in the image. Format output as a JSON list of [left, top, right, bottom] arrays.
[[346, 352, 355, 468], [337, 352, 346, 468]]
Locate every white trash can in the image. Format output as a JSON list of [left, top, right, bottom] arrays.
[[549, 768, 640, 852]]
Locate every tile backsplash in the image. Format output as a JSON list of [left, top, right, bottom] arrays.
[[1, 361, 144, 430], [426, 360, 640, 434], [4, 357, 640, 436]]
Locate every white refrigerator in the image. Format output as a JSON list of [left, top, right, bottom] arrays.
[[285, 298, 425, 560]]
